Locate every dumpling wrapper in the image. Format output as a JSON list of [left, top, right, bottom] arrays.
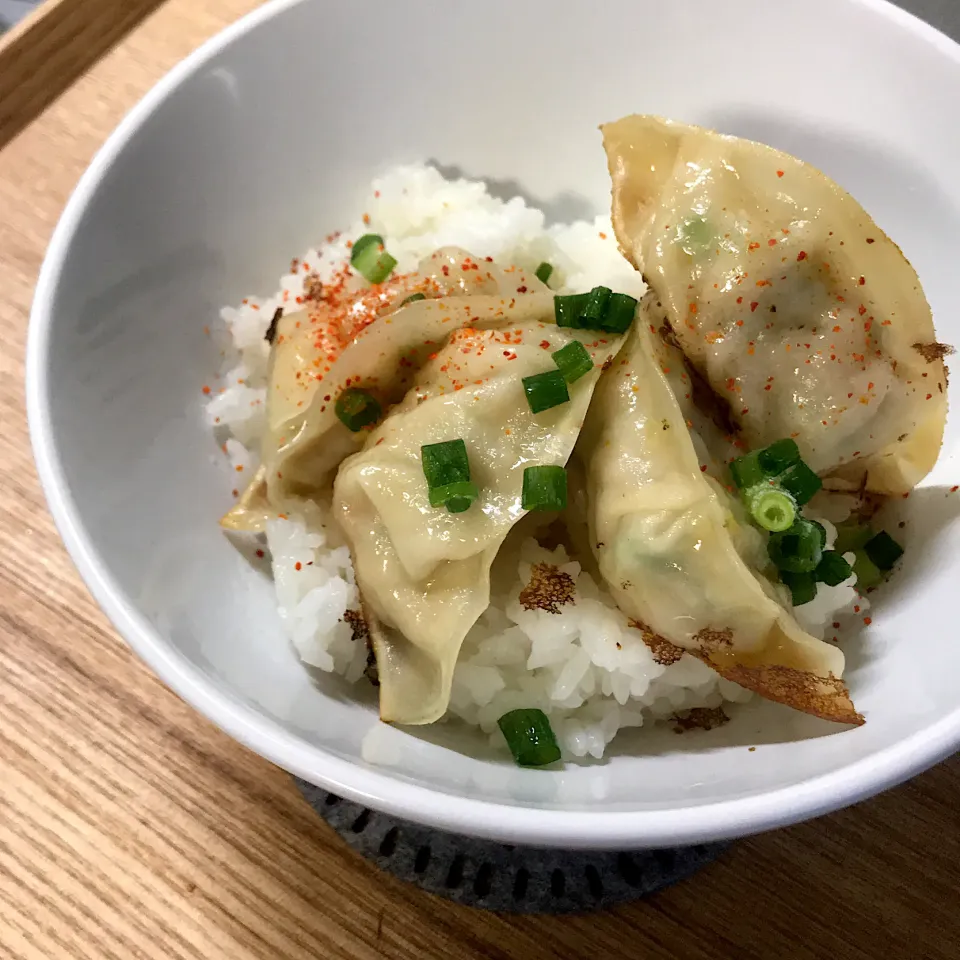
[[334, 304, 624, 725], [221, 250, 547, 531], [580, 323, 862, 725], [602, 114, 947, 494]]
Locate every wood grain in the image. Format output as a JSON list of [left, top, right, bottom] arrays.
[[0, 2, 959, 958], [0, 0, 169, 149]]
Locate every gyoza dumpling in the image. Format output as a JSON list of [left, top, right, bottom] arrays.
[[221, 250, 548, 531], [602, 115, 948, 494], [334, 311, 625, 725], [579, 323, 862, 724]]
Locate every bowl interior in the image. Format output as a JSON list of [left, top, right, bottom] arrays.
[[31, 0, 960, 845]]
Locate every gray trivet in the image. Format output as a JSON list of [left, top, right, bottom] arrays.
[[295, 779, 728, 914]]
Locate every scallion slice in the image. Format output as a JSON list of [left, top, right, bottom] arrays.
[[497, 708, 561, 767], [780, 570, 817, 606], [758, 438, 801, 475], [599, 292, 639, 334], [401, 292, 426, 306], [335, 388, 381, 431], [579, 286, 611, 326], [552, 341, 594, 384], [730, 450, 766, 490], [815, 550, 853, 586], [350, 233, 397, 284], [522, 370, 570, 414], [863, 530, 904, 571], [522, 465, 567, 512], [554, 293, 589, 328], [429, 480, 479, 513], [535, 262, 554, 285], [852, 549, 883, 590], [779, 461, 822, 505], [746, 486, 796, 532], [833, 522, 873, 555], [768, 518, 824, 573], [421, 438, 470, 488]]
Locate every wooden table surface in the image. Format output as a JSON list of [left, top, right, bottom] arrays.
[[1, 1, 959, 957]]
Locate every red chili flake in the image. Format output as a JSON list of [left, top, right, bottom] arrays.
[[517, 285, 528, 293], [797, 251, 808, 261], [202, 385, 211, 395], [776, 170, 785, 178], [255, 549, 265, 559], [863, 617, 872, 626], [599, 231, 608, 240], [859, 276, 866, 285], [736, 296, 743, 305], [764, 384, 772, 391], [859, 305, 867, 316], [748, 242, 761, 252], [689, 302, 698, 315], [854, 604, 861, 613], [700, 464, 708, 472], [750, 302, 759, 312], [362, 213, 371, 225], [926, 393, 933, 400], [540, 340, 550, 349], [768, 239, 777, 247], [441, 265, 450, 276], [484, 256, 493, 262], [832, 621, 841, 629], [866, 238, 875, 244], [952, 485, 959, 493], [295, 562, 302, 571], [847, 392, 854, 399]]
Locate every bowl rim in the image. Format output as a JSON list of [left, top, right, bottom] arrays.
[[25, 0, 960, 849]]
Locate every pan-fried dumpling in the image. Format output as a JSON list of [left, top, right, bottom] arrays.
[[221, 249, 548, 530], [602, 115, 947, 494], [334, 312, 625, 725], [579, 323, 861, 724]]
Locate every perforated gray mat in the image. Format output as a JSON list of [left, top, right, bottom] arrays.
[[295, 779, 728, 913]]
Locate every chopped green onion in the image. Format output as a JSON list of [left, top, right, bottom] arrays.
[[780, 570, 817, 606], [730, 450, 766, 490], [815, 550, 853, 586], [852, 549, 883, 590], [864, 530, 904, 571], [350, 233, 382, 261], [746, 485, 796, 532], [522, 465, 568, 512], [779, 461, 822, 505], [599, 292, 639, 334], [579, 286, 611, 326], [421, 438, 470, 488], [335, 388, 381, 431], [401, 292, 426, 306], [759, 438, 801, 475], [552, 341, 594, 384], [535, 262, 554, 285], [429, 480, 480, 513], [553, 290, 637, 333], [497, 709, 561, 767], [522, 369, 570, 414], [810, 519, 827, 549], [768, 518, 824, 574], [554, 293, 589, 328], [350, 233, 397, 284], [833, 522, 873, 555]]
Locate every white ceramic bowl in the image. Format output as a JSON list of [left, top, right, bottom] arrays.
[[27, 0, 960, 849]]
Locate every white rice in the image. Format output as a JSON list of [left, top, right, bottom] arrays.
[[207, 164, 860, 760]]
